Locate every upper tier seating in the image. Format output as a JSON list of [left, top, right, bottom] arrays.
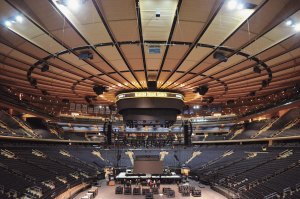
[[256, 108, 300, 138]]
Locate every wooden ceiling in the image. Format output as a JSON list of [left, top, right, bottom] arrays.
[[0, 0, 300, 107]]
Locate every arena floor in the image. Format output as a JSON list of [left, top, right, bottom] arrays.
[[74, 179, 226, 199]]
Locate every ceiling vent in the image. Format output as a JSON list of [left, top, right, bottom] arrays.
[[149, 47, 161, 54]]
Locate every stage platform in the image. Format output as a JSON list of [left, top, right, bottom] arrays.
[[74, 179, 226, 199], [116, 172, 182, 183]]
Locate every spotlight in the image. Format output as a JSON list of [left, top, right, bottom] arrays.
[[286, 19, 292, 26], [41, 64, 49, 72], [93, 85, 108, 95], [31, 79, 37, 86], [194, 86, 209, 95], [228, 0, 237, 9], [5, 21, 11, 26], [62, 0, 79, 9], [208, 97, 214, 104], [42, 90, 49, 95], [237, 4, 244, 10], [16, 16, 23, 23], [79, 52, 93, 60], [213, 52, 228, 62], [253, 66, 261, 74], [250, 92, 255, 96], [85, 96, 91, 104], [262, 80, 267, 87]]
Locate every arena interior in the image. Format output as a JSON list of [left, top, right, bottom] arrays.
[[1, 0, 300, 199]]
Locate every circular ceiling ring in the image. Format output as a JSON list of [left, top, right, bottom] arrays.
[[27, 41, 272, 105]]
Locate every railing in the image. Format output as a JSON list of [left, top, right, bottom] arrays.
[[238, 185, 246, 192], [283, 187, 291, 196], [0, 185, 4, 193], [0, 163, 8, 170], [12, 169, 22, 176], [253, 117, 279, 138], [26, 175, 36, 183], [264, 192, 277, 199], [275, 168, 284, 175], [248, 179, 258, 188], [262, 174, 272, 182]]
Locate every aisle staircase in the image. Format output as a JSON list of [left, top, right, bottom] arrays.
[[252, 117, 279, 138], [185, 151, 201, 164], [230, 126, 245, 140], [92, 150, 113, 166], [160, 151, 169, 161], [199, 150, 234, 170], [271, 118, 300, 138]]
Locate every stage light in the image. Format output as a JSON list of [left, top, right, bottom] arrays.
[[5, 21, 11, 26], [31, 79, 37, 86], [213, 52, 228, 62], [194, 86, 209, 95], [262, 80, 267, 87], [286, 19, 292, 26], [66, 0, 79, 9], [237, 4, 244, 10], [208, 97, 214, 104], [79, 52, 93, 60], [93, 85, 108, 95], [228, 0, 237, 9], [253, 66, 261, 74], [42, 90, 49, 95], [41, 64, 49, 72], [16, 16, 23, 23], [250, 92, 255, 96]]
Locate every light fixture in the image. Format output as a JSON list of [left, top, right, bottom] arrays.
[[295, 24, 300, 31], [286, 19, 292, 26], [41, 63, 49, 72], [253, 66, 261, 74], [65, 0, 79, 9], [228, 0, 237, 9], [16, 15, 23, 23], [237, 3, 244, 10], [5, 21, 11, 26], [213, 52, 228, 62]]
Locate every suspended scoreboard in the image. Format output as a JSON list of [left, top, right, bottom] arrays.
[[116, 91, 184, 122], [116, 92, 184, 102]]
